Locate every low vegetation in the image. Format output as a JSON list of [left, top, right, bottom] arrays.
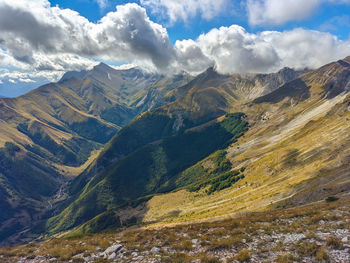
[[1, 199, 349, 262], [46, 113, 248, 235]]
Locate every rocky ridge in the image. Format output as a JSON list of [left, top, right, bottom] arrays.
[[2, 199, 349, 262]]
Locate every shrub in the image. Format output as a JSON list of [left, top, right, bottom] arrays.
[[234, 249, 251, 262], [174, 240, 193, 251], [276, 254, 295, 263], [200, 256, 221, 263], [325, 196, 339, 202], [296, 241, 319, 256], [326, 237, 342, 249], [172, 253, 192, 263], [315, 247, 330, 262]]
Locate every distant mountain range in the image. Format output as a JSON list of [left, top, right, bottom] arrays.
[[0, 63, 190, 245], [1, 58, 350, 246]]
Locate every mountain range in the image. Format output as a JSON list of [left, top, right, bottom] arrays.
[[0, 63, 190, 244], [0, 57, 349, 250]]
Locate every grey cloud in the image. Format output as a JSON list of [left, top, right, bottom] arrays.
[[174, 39, 214, 74], [0, 5, 61, 49], [97, 5, 175, 69], [0, 1, 175, 72], [1, 0, 350, 84]]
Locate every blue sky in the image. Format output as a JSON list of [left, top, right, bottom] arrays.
[[48, 0, 350, 41], [1, 0, 350, 97]]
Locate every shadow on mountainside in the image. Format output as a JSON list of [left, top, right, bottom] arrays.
[[254, 78, 310, 104], [42, 113, 248, 238]]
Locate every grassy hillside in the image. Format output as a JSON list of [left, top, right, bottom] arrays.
[[2, 57, 345, 246], [69, 66, 301, 199], [128, 58, 350, 227], [49, 57, 350, 239], [42, 65, 308, 237], [46, 113, 248, 234], [0, 64, 192, 245], [1, 198, 349, 262]]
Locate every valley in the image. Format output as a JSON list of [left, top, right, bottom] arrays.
[[0, 63, 190, 245], [0, 57, 349, 263], [2, 1, 350, 262]]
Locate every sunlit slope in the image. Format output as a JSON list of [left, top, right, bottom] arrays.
[[0, 64, 177, 244], [59, 57, 349, 231], [74, 66, 301, 189], [46, 66, 302, 235], [137, 58, 350, 225], [46, 113, 248, 234], [160, 67, 302, 122]]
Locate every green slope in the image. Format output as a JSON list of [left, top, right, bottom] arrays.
[[45, 65, 303, 236], [0, 64, 193, 245], [0, 64, 303, 243], [46, 113, 248, 234]]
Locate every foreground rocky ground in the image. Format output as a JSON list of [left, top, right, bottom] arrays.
[[0, 198, 349, 263]]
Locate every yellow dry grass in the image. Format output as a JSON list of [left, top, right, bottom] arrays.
[[140, 89, 350, 226]]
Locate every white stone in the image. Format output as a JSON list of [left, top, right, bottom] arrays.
[[150, 246, 161, 253], [191, 239, 200, 244], [104, 243, 123, 254], [108, 252, 117, 260], [283, 233, 305, 243]]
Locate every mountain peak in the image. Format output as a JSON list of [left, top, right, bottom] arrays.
[[342, 56, 350, 64], [59, 63, 115, 82], [93, 62, 114, 72], [202, 66, 222, 79], [278, 67, 295, 73]]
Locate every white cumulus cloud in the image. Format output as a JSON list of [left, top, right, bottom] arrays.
[[0, 0, 175, 76], [247, 0, 350, 26], [247, 0, 320, 26], [1, 0, 350, 86], [173, 26, 350, 74], [140, 0, 231, 24]]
